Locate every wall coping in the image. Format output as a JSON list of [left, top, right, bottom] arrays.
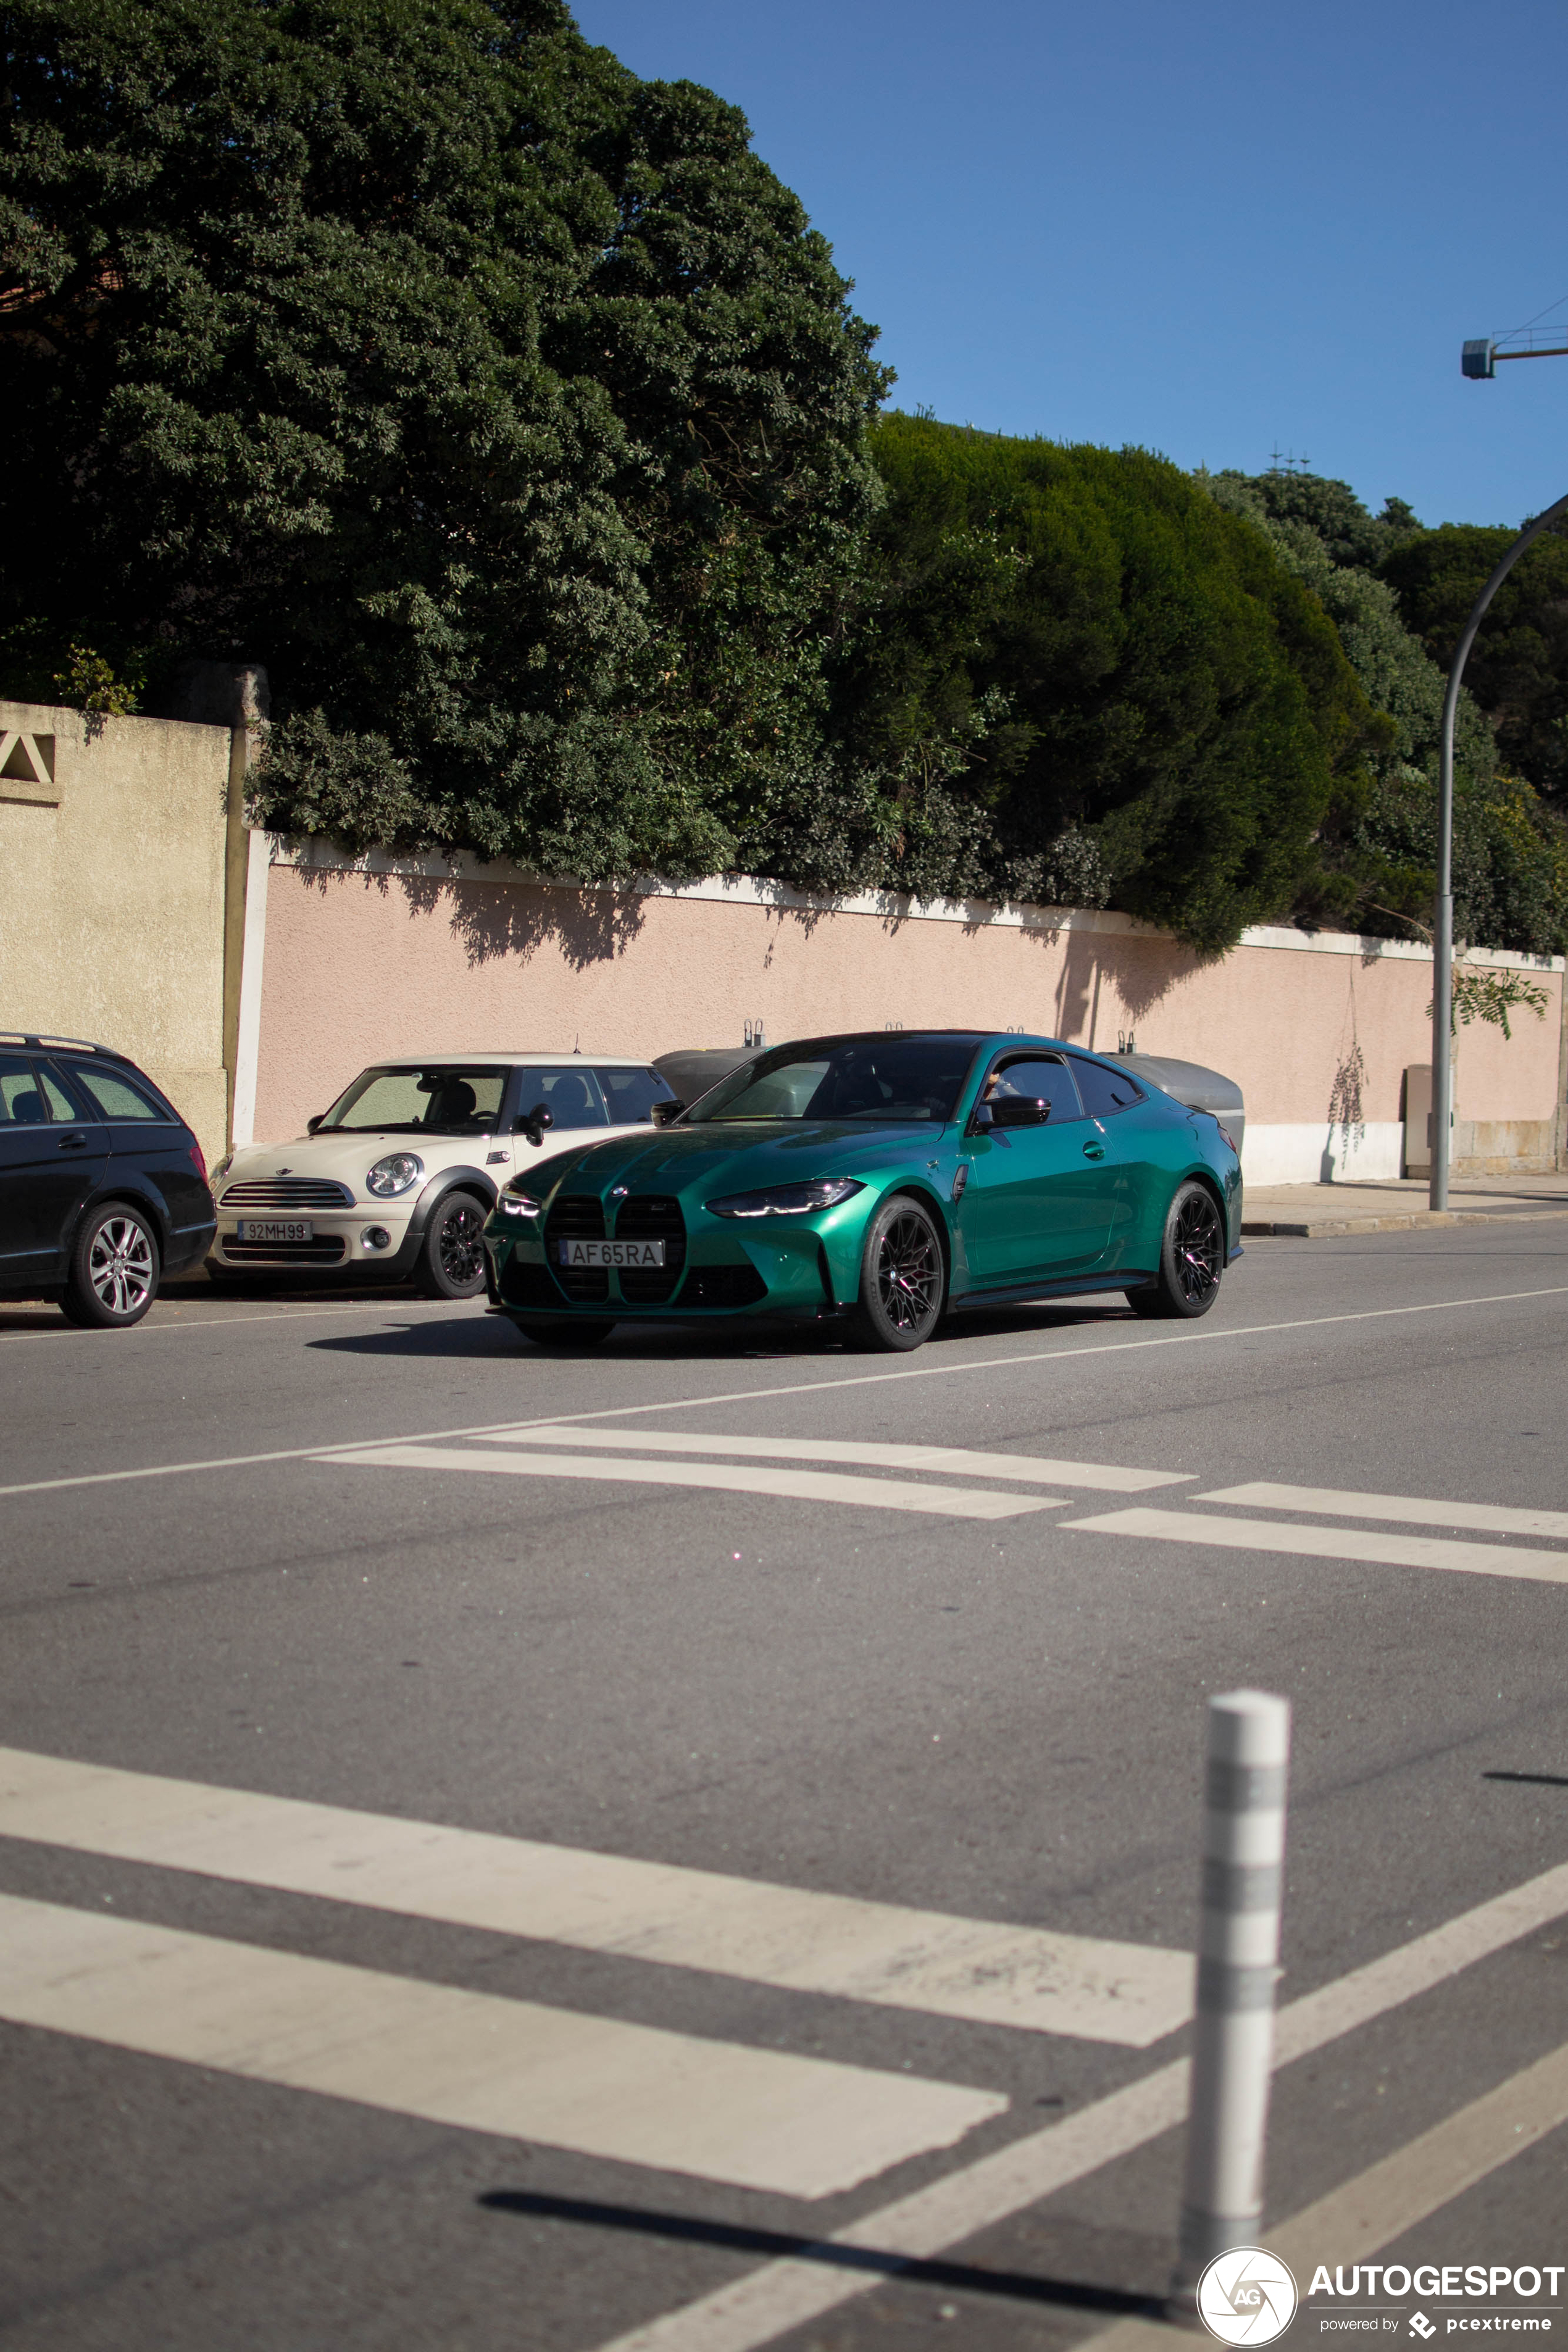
[[270, 836, 1566, 975]]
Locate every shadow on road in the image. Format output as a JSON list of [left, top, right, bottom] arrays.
[[307, 1298, 1138, 1361], [476, 2188, 1165, 2320]]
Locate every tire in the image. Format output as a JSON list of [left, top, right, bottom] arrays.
[[1125, 1181, 1225, 1320], [853, 1192, 946, 1353], [415, 1191, 489, 1299], [61, 1202, 161, 1328], [510, 1319, 616, 1347]]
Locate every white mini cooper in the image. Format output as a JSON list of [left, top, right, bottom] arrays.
[[207, 1053, 677, 1296]]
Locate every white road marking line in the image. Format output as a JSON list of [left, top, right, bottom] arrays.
[[1068, 2037, 1568, 2352], [1063, 1506, 1568, 1585], [4, 1284, 1564, 1499], [0, 1748, 1191, 2048], [1198, 1478, 1568, 1541], [0, 1298, 474, 1345], [589, 1857, 1568, 2352], [0, 1894, 1003, 2198], [330, 1443, 1057, 1520], [477, 1425, 1188, 1491]]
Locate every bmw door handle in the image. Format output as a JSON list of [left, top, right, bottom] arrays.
[[56, 1132, 88, 1151], [1082, 1140, 1106, 1161]]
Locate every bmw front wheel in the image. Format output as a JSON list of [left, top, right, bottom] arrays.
[[1126, 1180, 1225, 1320], [854, 1193, 946, 1353]]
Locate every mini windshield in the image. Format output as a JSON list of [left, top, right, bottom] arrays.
[[320, 1066, 507, 1135], [686, 1035, 983, 1125]]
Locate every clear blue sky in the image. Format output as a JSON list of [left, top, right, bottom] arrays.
[[573, 0, 1566, 530]]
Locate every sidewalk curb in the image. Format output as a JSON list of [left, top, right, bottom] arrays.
[[1241, 1207, 1568, 1239]]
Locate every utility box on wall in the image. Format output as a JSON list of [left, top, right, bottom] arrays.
[[1403, 1061, 1459, 1177]]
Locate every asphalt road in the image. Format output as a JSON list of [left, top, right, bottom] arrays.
[[2, 1225, 1567, 2352]]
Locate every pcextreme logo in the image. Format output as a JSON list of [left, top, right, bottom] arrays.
[[1198, 2249, 1300, 2345], [1307, 2264, 1564, 2338]]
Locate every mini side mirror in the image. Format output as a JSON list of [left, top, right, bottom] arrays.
[[307, 1115, 324, 1134], [649, 1098, 685, 1127], [991, 1095, 1048, 1130], [515, 1102, 554, 1146]]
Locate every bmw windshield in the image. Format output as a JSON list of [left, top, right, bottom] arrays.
[[685, 1034, 983, 1125]]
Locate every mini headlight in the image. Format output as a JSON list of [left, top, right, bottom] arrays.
[[706, 1178, 865, 1219], [365, 1151, 424, 1198], [499, 1191, 543, 1218]]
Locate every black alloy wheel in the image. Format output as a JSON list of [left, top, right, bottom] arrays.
[[61, 1203, 161, 1328], [417, 1193, 488, 1299], [856, 1193, 946, 1352], [511, 1319, 616, 1347], [1126, 1180, 1225, 1320]]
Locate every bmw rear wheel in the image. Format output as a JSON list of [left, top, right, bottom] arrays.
[[1126, 1180, 1225, 1320], [854, 1193, 946, 1352]]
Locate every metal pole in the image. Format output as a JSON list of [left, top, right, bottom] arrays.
[[1173, 1690, 1291, 2298], [1430, 492, 1568, 1210]]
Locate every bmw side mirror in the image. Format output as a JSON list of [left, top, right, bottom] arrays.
[[991, 1096, 1048, 1129], [515, 1101, 554, 1147], [307, 1115, 324, 1134], [649, 1098, 685, 1127], [969, 1101, 995, 1133]]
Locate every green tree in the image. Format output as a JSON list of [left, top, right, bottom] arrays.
[[0, 0, 889, 878], [1378, 523, 1568, 804], [821, 417, 1385, 953]]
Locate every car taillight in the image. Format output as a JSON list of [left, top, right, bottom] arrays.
[[1216, 1124, 1237, 1155], [188, 1141, 208, 1182]]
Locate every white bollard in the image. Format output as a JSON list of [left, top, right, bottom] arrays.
[[1174, 1688, 1291, 2293]]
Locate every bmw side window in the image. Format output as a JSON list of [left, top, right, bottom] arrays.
[[988, 1056, 1085, 1122], [597, 1067, 677, 1124], [1071, 1057, 1145, 1117]]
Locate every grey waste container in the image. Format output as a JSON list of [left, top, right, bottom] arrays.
[[1112, 1053, 1245, 1155]]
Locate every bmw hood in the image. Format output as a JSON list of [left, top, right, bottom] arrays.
[[526, 1122, 950, 1199]]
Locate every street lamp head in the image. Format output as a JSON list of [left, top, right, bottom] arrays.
[[1461, 339, 1496, 380]]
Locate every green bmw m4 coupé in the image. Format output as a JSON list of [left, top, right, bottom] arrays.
[[482, 1029, 1242, 1353]]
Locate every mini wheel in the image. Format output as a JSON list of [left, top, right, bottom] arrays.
[[510, 1319, 616, 1346], [416, 1192, 488, 1299], [61, 1203, 161, 1328], [854, 1193, 946, 1352], [1125, 1180, 1225, 1319]]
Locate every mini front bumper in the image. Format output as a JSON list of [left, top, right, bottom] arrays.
[[211, 1204, 417, 1274]]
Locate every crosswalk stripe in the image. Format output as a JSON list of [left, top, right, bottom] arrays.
[[329, 1443, 1056, 1520], [1062, 1506, 1568, 1584], [492, 1427, 1191, 1491], [0, 1892, 1004, 2198], [588, 1856, 1568, 2352], [1197, 1478, 1568, 1541], [0, 1749, 1191, 2047]]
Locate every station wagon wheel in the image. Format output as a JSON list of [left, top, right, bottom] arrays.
[[854, 1193, 946, 1353], [1126, 1180, 1225, 1320], [61, 1203, 160, 1328], [416, 1191, 488, 1299]]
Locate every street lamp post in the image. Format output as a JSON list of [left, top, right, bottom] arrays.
[[1428, 494, 1568, 1209]]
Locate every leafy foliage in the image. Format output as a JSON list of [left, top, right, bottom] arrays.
[[822, 418, 1383, 952], [0, 0, 888, 877]]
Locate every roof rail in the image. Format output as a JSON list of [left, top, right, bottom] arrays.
[[0, 1033, 120, 1054]]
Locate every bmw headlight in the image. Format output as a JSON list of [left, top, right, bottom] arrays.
[[706, 1178, 865, 1219], [365, 1151, 424, 1198], [499, 1190, 543, 1219]]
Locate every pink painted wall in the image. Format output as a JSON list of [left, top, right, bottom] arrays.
[[252, 863, 1564, 1154]]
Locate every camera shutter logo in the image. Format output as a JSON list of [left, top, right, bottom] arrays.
[[1197, 2249, 1299, 2345]]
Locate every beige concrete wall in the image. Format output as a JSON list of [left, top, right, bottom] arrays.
[[0, 698, 231, 1162], [251, 851, 1565, 1180]]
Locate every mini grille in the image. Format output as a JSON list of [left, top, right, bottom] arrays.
[[220, 1236, 348, 1264], [614, 1196, 685, 1304], [221, 1177, 355, 1211], [543, 1195, 608, 1303], [679, 1262, 767, 1309]]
